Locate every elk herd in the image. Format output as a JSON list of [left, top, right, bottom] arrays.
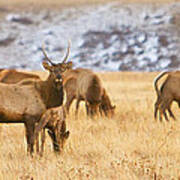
[[0, 42, 115, 156], [0, 41, 178, 156]]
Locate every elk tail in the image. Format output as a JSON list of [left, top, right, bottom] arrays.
[[154, 71, 169, 98]]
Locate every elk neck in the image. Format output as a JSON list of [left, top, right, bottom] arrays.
[[35, 74, 64, 109]]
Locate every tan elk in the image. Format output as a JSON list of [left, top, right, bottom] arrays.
[[0, 69, 40, 83], [154, 70, 180, 122], [34, 106, 69, 156], [0, 42, 72, 155], [63, 68, 115, 118]]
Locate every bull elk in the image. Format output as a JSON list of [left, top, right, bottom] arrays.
[[0, 42, 72, 155], [34, 106, 69, 156], [63, 68, 115, 118], [154, 70, 180, 122]]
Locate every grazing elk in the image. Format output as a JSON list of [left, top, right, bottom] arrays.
[[63, 68, 115, 118], [0, 43, 72, 155], [154, 70, 180, 122], [34, 106, 69, 156]]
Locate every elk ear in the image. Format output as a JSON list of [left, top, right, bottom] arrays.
[[42, 61, 53, 72], [63, 131, 70, 139]]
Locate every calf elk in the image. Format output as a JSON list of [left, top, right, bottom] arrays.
[[34, 106, 69, 156], [154, 71, 180, 122]]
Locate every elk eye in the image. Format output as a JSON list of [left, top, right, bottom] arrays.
[[55, 78, 62, 83]]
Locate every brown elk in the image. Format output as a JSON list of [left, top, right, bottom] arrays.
[[63, 68, 115, 118], [34, 106, 69, 156], [0, 69, 40, 83], [154, 70, 180, 122], [0, 43, 72, 155]]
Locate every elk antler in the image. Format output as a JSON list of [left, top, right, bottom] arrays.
[[62, 40, 71, 63], [41, 44, 56, 66]]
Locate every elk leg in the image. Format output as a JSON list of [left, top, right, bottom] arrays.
[[75, 99, 80, 118], [34, 116, 48, 155], [47, 129, 59, 152], [90, 105, 96, 118], [65, 95, 74, 114], [40, 128, 46, 156], [36, 133, 39, 153], [24, 123, 30, 153], [85, 101, 91, 117], [99, 105, 103, 117], [87, 105, 93, 118], [159, 110, 162, 122], [159, 104, 168, 122], [154, 96, 161, 121], [167, 107, 176, 120], [164, 99, 173, 122], [163, 110, 169, 121], [93, 104, 99, 116], [35, 123, 39, 153], [24, 121, 35, 155], [89, 105, 96, 119], [161, 99, 172, 122]]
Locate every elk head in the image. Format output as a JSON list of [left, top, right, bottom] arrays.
[[47, 121, 70, 153], [42, 61, 63, 90], [100, 89, 116, 118], [42, 41, 73, 73], [41, 41, 73, 90], [58, 120, 70, 153]]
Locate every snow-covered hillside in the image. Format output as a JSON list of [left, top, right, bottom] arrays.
[[0, 2, 180, 71]]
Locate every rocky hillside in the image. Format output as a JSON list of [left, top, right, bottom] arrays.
[[0, 2, 180, 71]]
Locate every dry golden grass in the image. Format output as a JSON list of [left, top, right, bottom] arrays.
[[1, 71, 180, 179], [0, 0, 179, 11]]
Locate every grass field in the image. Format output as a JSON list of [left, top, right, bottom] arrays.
[[0, 0, 180, 178], [1, 71, 180, 179]]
